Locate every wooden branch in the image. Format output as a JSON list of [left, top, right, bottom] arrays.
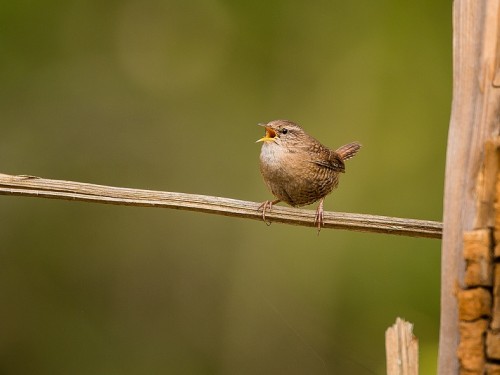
[[0, 173, 442, 239], [386, 318, 419, 375], [439, 1, 500, 374]]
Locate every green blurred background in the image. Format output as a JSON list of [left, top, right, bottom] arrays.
[[0, 1, 450, 374]]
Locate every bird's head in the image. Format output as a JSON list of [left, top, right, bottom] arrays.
[[256, 120, 306, 147]]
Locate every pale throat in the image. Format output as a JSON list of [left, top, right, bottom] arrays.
[[259, 142, 285, 164]]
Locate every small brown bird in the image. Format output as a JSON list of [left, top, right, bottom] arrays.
[[256, 119, 361, 233]]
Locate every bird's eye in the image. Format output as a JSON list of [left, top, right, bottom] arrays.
[[281, 128, 288, 134]]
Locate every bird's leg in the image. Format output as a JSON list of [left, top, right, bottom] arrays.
[[257, 199, 281, 226], [314, 198, 325, 234]]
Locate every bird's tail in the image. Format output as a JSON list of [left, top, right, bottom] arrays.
[[335, 142, 362, 161]]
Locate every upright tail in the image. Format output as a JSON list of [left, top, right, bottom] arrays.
[[335, 142, 361, 161]]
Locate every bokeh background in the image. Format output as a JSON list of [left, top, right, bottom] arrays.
[[0, 1, 450, 374]]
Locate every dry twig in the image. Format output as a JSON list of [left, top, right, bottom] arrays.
[[0, 173, 442, 239]]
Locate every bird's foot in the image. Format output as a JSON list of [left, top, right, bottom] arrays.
[[257, 199, 280, 226], [314, 199, 325, 235]]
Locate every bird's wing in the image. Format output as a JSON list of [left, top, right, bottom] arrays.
[[309, 144, 345, 172], [286, 142, 345, 172]]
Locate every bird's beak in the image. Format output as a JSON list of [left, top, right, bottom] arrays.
[[256, 124, 277, 143]]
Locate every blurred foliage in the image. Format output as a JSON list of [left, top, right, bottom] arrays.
[[0, 0, 450, 374]]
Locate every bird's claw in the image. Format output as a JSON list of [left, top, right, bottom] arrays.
[[258, 200, 273, 225], [314, 199, 325, 235], [314, 210, 323, 235], [257, 200, 280, 226]]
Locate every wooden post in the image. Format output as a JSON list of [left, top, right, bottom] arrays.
[[386, 318, 419, 375], [440, 1, 500, 374]]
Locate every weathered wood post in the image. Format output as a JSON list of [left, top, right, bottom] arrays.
[[439, 1, 500, 374], [386, 318, 419, 375]]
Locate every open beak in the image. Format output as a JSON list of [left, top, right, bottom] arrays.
[[256, 124, 277, 143]]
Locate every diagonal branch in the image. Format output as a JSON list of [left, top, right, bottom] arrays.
[[0, 173, 442, 239]]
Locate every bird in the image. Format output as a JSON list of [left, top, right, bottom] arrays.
[[256, 119, 361, 233]]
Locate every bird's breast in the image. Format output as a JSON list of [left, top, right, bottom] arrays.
[[259, 143, 283, 166], [259, 143, 339, 207]]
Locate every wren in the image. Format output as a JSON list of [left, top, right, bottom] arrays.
[[256, 119, 361, 233]]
